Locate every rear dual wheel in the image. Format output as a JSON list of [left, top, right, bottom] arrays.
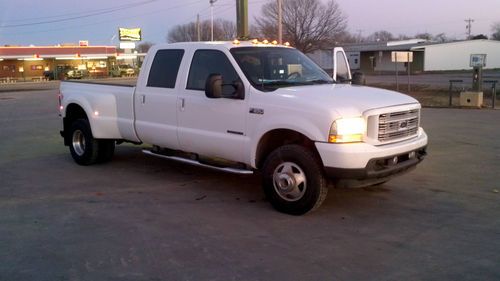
[[69, 119, 115, 165]]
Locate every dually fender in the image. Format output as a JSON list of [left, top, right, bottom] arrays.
[[64, 94, 123, 139]]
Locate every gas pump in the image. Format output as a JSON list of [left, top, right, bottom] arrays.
[[460, 54, 486, 108], [472, 65, 483, 92]]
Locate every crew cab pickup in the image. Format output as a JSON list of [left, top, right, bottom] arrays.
[[59, 41, 427, 215]]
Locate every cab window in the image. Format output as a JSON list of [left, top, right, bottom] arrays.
[[187, 50, 240, 97]]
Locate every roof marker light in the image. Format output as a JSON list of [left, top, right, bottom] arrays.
[[232, 39, 240, 45], [284, 42, 290, 47], [272, 40, 278, 45], [262, 39, 269, 44], [252, 39, 259, 44]]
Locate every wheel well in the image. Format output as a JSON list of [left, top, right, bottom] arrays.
[[255, 129, 320, 169], [63, 104, 88, 145]]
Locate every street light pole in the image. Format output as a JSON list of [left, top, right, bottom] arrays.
[[210, 0, 217, 41]]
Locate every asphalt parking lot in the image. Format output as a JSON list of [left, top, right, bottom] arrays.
[[1, 87, 499, 281]]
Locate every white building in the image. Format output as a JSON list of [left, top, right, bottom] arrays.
[[411, 40, 500, 71]]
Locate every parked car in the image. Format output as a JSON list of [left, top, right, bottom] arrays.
[[65, 69, 87, 79]]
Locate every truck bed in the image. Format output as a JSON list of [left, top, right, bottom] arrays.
[[64, 77, 137, 87]]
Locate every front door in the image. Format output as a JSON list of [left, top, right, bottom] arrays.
[[177, 49, 248, 163]]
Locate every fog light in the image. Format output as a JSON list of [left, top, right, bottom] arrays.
[[389, 156, 398, 165], [409, 151, 416, 159]]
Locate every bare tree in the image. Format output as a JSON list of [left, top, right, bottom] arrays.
[[336, 31, 359, 44], [491, 22, 500, 40], [255, 0, 347, 53], [415, 33, 432, 41], [396, 34, 411, 40], [167, 19, 237, 43], [136, 41, 154, 53], [471, 34, 488, 40], [366, 30, 394, 42], [433, 33, 448, 43]]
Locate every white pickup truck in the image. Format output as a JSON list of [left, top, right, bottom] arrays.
[[59, 41, 427, 215]]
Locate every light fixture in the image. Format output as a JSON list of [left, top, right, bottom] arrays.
[[328, 117, 365, 143]]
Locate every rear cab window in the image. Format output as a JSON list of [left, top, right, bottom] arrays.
[[147, 49, 184, 88]]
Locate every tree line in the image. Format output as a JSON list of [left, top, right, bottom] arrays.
[[159, 0, 500, 54]]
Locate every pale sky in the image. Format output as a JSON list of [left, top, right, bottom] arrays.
[[0, 0, 498, 46]]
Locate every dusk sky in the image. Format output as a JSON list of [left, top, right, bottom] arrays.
[[0, 0, 498, 46]]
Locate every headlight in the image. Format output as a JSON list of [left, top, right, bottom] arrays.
[[329, 117, 365, 143]]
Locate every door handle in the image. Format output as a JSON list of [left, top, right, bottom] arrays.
[[140, 94, 146, 104], [179, 98, 185, 111]]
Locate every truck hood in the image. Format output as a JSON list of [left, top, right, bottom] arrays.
[[273, 84, 419, 117]]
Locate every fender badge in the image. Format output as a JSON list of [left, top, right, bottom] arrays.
[[249, 108, 264, 115]]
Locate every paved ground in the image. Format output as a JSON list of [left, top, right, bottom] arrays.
[[0, 88, 499, 281]]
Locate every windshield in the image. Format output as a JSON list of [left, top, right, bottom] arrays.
[[230, 47, 334, 91]]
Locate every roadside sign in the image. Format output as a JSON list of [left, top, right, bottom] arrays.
[[391, 51, 413, 63], [470, 54, 486, 67], [119, 28, 142, 41], [119, 42, 136, 49]]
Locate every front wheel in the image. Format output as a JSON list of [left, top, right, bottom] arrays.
[[262, 145, 328, 215]]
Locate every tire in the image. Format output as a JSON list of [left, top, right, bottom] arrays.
[[262, 145, 328, 215], [68, 119, 100, 165], [97, 139, 115, 163]]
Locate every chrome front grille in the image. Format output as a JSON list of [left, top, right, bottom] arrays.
[[378, 109, 419, 142]]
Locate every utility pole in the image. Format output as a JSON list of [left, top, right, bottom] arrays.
[[196, 14, 201, 41], [277, 0, 283, 44], [465, 18, 474, 39], [356, 29, 363, 42], [236, 0, 248, 39], [210, 0, 217, 41]]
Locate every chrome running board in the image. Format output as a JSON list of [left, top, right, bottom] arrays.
[[142, 150, 253, 175]]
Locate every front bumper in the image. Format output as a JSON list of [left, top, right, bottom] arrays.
[[315, 128, 428, 186], [324, 146, 426, 180]]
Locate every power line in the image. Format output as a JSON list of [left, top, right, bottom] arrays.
[[0, 0, 159, 28], [0, 0, 159, 24], [0, 0, 206, 37]]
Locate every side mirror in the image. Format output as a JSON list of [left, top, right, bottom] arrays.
[[351, 72, 365, 85], [205, 73, 223, 99], [205, 73, 245, 100]]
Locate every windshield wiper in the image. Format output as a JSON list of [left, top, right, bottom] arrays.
[[305, 79, 334, 85]]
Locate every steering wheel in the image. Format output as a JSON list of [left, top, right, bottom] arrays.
[[287, 72, 302, 79]]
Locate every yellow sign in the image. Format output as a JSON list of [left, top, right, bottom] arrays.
[[119, 28, 142, 41]]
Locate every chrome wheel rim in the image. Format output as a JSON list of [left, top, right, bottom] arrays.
[[272, 162, 307, 202], [72, 130, 86, 156]]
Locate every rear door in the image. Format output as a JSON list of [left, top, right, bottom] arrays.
[[134, 49, 184, 149]]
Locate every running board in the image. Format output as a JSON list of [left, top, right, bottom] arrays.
[[142, 150, 254, 175]]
